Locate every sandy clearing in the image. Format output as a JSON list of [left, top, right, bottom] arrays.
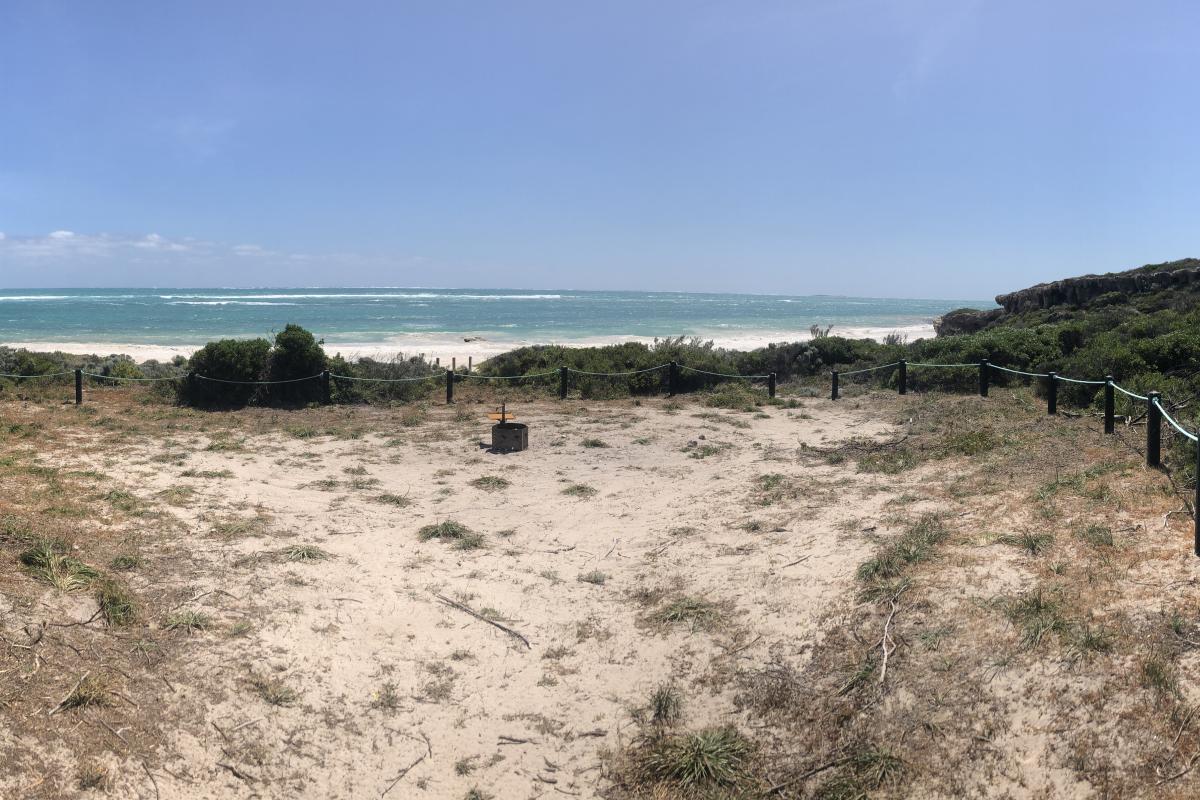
[[60, 397, 904, 799]]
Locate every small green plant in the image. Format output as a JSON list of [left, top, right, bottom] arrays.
[[650, 684, 683, 725], [640, 726, 751, 787], [165, 609, 212, 633], [103, 489, 140, 512], [372, 492, 411, 506], [96, 578, 137, 626], [19, 540, 99, 592], [562, 483, 598, 498], [1076, 524, 1115, 547], [373, 680, 402, 711], [1006, 589, 1067, 647], [250, 674, 299, 706], [995, 530, 1054, 556], [581, 438, 610, 448], [578, 570, 608, 585], [109, 553, 142, 571], [283, 544, 331, 562], [1140, 653, 1178, 696]]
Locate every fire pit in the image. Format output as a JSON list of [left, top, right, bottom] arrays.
[[489, 404, 528, 452]]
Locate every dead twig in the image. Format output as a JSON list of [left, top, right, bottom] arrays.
[[433, 592, 531, 650]]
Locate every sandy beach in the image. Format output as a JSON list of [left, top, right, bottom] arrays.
[[3, 324, 935, 365]]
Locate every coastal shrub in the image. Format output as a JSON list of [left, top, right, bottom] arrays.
[[327, 353, 439, 404], [179, 337, 271, 406], [267, 323, 328, 405]]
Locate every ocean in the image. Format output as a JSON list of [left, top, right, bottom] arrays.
[[0, 289, 994, 361]]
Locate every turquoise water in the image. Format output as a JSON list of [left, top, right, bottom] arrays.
[[0, 289, 994, 347]]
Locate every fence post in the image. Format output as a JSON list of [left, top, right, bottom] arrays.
[[768, 372, 776, 399], [322, 370, 331, 404], [1046, 372, 1058, 415], [452, 357, 456, 372], [559, 366, 568, 400], [445, 369, 454, 404], [979, 360, 989, 397], [1194, 441, 1199, 557], [1146, 391, 1161, 467], [1103, 376, 1115, 434], [668, 361, 678, 397], [831, 371, 839, 401], [898, 360, 907, 395], [74, 369, 83, 405], [468, 356, 472, 374]]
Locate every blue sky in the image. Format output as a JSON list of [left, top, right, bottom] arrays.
[[1, 1, 1197, 298]]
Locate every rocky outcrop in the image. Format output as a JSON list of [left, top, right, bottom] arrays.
[[994, 259, 1200, 313], [934, 307, 1003, 336]]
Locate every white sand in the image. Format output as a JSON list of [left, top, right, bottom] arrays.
[[51, 397, 905, 798], [4, 324, 935, 365]]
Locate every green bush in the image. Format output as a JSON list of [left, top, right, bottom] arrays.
[[179, 338, 271, 406], [268, 324, 328, 405]]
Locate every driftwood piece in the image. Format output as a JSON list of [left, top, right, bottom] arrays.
[[433, 593, 531, 649]]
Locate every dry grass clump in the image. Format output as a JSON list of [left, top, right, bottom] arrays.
[[56, 673, 112, 712], [96, 577, 138, 626], [561, 483, 598, 498], [648, 595, 722, 631], [19, 538, 99, 591], [165, 609, 212, 633], [856, 516, 947, 598], [418, 519, 485, 549], [282, 543, 332, 562], [470, 475, 511, 491], [995, 530, 1054, 555], [249, 674, 299, 706]]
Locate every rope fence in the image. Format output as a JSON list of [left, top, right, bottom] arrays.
[[831, 357, 1200, 557], [0, 359, 779, 406]]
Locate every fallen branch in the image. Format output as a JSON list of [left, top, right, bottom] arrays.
[[433, 593, 531, 650], [381, 731, 433, 797]]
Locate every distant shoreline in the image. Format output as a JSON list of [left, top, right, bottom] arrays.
[[2, 324, 936, 364]]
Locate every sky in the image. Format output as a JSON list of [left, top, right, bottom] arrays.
[[1, 1, 1197, 298]]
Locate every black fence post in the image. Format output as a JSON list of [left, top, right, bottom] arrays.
[[768, 372, 777, 399], [979, 360, 989, 397], [898, 360, 907, 395], [322, 370, 331, 404], [187, 371, 196, 398], [1103, 376, 1115, 434], [1194, 441, 1199, 557], [559, 366, 568, 400], [468, 356, 473, 374], [1046, 372, 1058, 415], [668, 361, 678, 397], [831, 371, 839, 401], [74, 369, 83, 405], [1146, 391, 1161, 467], [445, 369, 454, 404]]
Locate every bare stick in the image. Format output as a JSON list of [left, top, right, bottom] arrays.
[[433, 593, 531, 649]]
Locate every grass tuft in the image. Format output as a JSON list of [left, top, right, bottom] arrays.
[[578, 570, 608, 586], [650, 684, 683, 725], [995, 530, 1054, 556], [19, 539, 100, 592], [639, 726, 751, 788], [165, 609, 212, 633], [282, 544, 332, 562], [96, 578, 138, 626], [470, 475, 511, 492], [418, 520, 485, 550], [562, 483, 598, 498]]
